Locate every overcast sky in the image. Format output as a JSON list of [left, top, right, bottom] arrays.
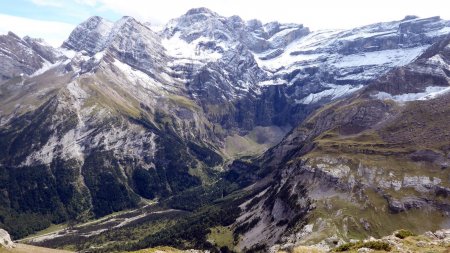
[[0, 0, 449, 47]]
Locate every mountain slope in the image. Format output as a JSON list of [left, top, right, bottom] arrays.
[[0, 32, 62, 81], [233, 35, 450, 252], [162, 12, 450, 129], [0, 9, 450, 251], [0, 16, 225, 239]]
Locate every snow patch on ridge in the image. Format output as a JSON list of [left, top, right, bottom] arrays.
[[291, 29, 342, 52], [253, 29, 340, 71], [374, 86, 450, 102], [58, 48, 77, 58], [297, 84, 364, 104], [268, 27, 298, 43], [255, 51, 324, 71], [425, 26, 450, 37], [162, 32, 223, 61], [339, 30, 395, 41], [333, 46, 428, 68], [427, 54, 450, 68], [94, 50, 106, 61], [113, 59, 163, 90], [30, 60, 60, 77], [259, 78, 286, 86]]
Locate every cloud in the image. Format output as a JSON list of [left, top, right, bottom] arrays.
[[2, 0, 449, 48], [74, 0, 99, 7], [0, 14, 75, 47], [91, 0, 449, 30], [30, 0, 64, 7]]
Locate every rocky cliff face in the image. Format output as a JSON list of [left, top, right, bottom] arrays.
[[233, 34, 450, 251], [160, 8, 308, 130], [161, 11, 450, 129], [258, 16, 450, 106], [0, 8, 450, 245], [0, 32, 62, 81]]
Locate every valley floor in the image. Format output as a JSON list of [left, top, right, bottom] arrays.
[[20, 203, 187, 250]]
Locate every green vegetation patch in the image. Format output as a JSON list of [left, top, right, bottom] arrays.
[[24, 223, 68, 240], [82, 78, 141, 118], [224, 126, 289, 158], [303, 194, 446, 246], [167, 95, 200, 111], [395, 229, 415, 239], [207, 226, 234, 250], [333, 240, 391, 252]]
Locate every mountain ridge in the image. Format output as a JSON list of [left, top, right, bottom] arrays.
[[0, 7, 450, 252], [234, 33, 450, 251]]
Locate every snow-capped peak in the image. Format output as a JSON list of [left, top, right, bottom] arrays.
[[62, 16, 113, 54], [184, 7, 219, 17]]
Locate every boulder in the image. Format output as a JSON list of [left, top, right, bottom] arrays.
[[434, 229, 450, 239], [0, 229, 14, 248]]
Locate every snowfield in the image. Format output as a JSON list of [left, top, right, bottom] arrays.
[[374, 86, 450, 102]]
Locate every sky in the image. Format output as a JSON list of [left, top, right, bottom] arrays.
[[0, 0, 449, 47]]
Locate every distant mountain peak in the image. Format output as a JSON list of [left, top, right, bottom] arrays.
[[85, 15, 107, 24], [403, 15, 420, 21], [62, 15, 113, 54], [116, 15, 139, 25], [6, 31, 21, 40], [185, 7, 218, 16]]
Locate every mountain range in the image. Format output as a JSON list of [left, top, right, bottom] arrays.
[[0, 8, 449, 253]]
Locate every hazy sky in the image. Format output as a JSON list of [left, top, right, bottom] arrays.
[[0, 0, 449, 46]]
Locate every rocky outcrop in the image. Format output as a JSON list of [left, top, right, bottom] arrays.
[[0, 229, 14, 248], [275, 229, 450, 252]]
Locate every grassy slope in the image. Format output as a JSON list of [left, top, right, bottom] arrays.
[[277, 90, 450, 245], [0, 244, 73, 253], [296, 129, 449, 243], [21, 224, 68, 241], [224, 126, 289, 158], [207, 226, 234, 249]]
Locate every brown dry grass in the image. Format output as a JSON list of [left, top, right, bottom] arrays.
[[0, 244, 73, 253], [278, 246, 326, 253]]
